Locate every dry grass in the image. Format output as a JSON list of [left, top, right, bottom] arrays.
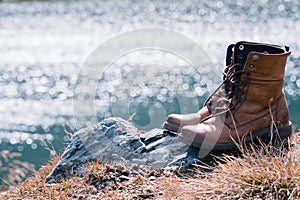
[[0, 150, 35, 188], [1, 133, 300, 199]]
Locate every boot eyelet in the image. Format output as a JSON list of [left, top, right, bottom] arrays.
[[239, 45, 244, 50], [249, 64, 254, 68], [252, 54, 259, 61], [238, 54, 243, 59]]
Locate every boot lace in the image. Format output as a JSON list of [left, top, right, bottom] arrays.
[[203, 63, 250, 119]]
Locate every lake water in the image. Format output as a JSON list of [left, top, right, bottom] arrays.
[[0, 0, 300, 178]]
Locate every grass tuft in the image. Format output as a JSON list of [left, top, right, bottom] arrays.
[[0, 150, 35, 189]]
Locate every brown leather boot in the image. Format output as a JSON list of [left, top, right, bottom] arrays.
[[163, 44, 235, 132], [176, 41, 292, 150]]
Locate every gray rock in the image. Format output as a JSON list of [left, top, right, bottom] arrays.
[[46, 117, 200, 182]]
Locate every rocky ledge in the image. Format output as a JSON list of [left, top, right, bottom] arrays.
[[46, 117, 202, 182]]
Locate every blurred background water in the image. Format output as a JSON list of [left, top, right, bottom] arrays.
[[0, 0, 300, 183]]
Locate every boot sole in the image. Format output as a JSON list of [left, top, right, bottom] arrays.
[[178, 121, 292, 151]]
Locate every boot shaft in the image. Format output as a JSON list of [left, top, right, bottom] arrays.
[[227, 42, 291, 129], [233, 42, 290, 105], [240, 49, 290, 112], [234, 42, 291, 80], [225, 41, 290, 79], [232, 41, 287, 66]]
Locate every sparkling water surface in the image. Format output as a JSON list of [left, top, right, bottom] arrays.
[[0, 0, 300, 172]]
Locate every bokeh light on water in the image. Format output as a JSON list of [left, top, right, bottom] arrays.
[[0, 0, 299, 173], [94, 50, 209, 130]]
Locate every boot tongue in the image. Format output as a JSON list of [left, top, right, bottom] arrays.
[[223, 42, 247, 97], [232, 41, 248, 70], [224, 42, 247, 68]]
